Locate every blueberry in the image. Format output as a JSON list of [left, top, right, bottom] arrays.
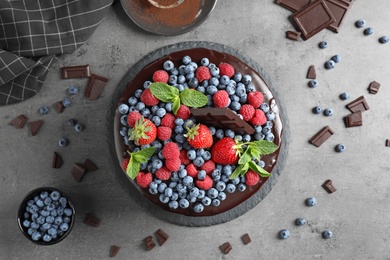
[[225, 183, 236, 193], [193, 203, 204, 213], [135, 102, 145, 111], [318, 41, 328, 49], [238, 183, 246, 192], [278, 229, 290, 239], [230, 101, 241, 111], [58, 137, 69, 147], [44, 197, 52, 205], [355, 19, 366, 28], [31, 231, 42, 241], [202, 151, 211, 161], [170, 67, 179, 76], [143, 81, 151, 89], [200, 57, 209, 66], [174, 125, 184, 134], [266, 111, 275, 121], [50, 191, 60, 201], [168, 200, 179, 210], [59, 222, 69, 232], [222, 165, 232, 176], [312, 106, 322, 114], [262, 126, 271, 135], [215, 129, 224, 139], [207, 188, 219, 199], [63, 208, 73, 217], [23, 219, 31, 228], [42, 234, 52, 242], [322, 230, 333, 239], [141, 108, 151, 118], [30, 222, 39, 229], [157, 183, 167, 193], [206, 85, 218, 95], [210, 66, 220, 77], [295, 217, 306, 226], [163, 60, 174, 71], [149, 188, 158, 195], [179, 198, 190, 208], [226, 85, 236, 95], [39, 106, 49, 115], [48, 227, 57, 237], [134, 89, 143, 98], [323, 108, 333, 116], [67, 119, 77, 126], [225, 129, 235, 138], [241, 75, 252, 85], [189, 78, 199, 88], [193, 157, 204, 167], [151, 115, 161, 126], [120, 115, 128, 126], [182, 176, 193, 187], [324, 60, 336, 69], [215, 181, 226, 192], [182, 55, 191, 65], [74, 123, 84, 132], [246, 84, 255, 93], [212, 199, 221, 206], [218, 191, 227, 201], [197, 190, 206, 199], [220, 75, 230, 86], [335, 143, 346, 152], [331, 55, 341, 63], [260, 103, 269, 113], [234, 72, 242, 82], [68, 85, 79, 95], [308, 80, 319, 88], [202, 196, 212, 206], [306, 197, 317, 206], [339, 92, 350, 100], [379, 36, 389, 44], [152, 159, 163, 169], [363, 27, 373, 35], [62, 98, 71, 108], [197, 170, 206, 180]]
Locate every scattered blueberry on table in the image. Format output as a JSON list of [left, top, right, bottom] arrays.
[[312, 106, 323, 114], [322, 230, 333, 239], [318, 41, 328, 49], [335, 144, 346, 152], [308, 79, 318, 88], [74, 123, 84, 132], [324, 60, 335, 70], [68, 85, 79, 95], [58, 137, 69, 147], [363, 27, 373, 36], [379, 36, 389, 44], [323, 108, 333, 116], [62, 98, 71, 108], [295, 217, 306, 226], [339, 92, 350, 100], [39, 106, 49, 115], [355, 19, 366, 28], [278, 229, 290, 239], [305, 197, 317, 207], [331, 55, 341, 63]]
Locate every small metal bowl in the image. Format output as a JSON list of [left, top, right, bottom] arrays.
[[17, 187, 76, 245]]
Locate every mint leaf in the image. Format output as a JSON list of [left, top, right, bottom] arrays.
[[149, 82, 178, 102], [238, 147, 252, 165], [253, 140, 278, 155], [172, 96, 181, 115], [132, 147, 156, 163], [126, 156, 140, 180], [248, 161, 271, 177], [179, 88, 208, 108], [229, 163, 248, 179], [248, 144, 261, 160]]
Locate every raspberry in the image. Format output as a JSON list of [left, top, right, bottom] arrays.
[[195, 66, 212, 82], [195, 175, 213, 190], [245, 170, 260, 186], [157, 126, 172, 141], [176, 105, 190, 120], [136, 172, 153, 188], [140, 88, 159, 106], [200, 160, 215, 175], [186, 163, 198, 177], [152, 70, 169, 83], [213, 90, 229, 108], [161, 113, 176, 129], [247, 91, 264, 108], [155, 166, 171, 180], [162, 142, 180, 159], [239, 104, 255, 121], [218, 62, 235, 78], [165, 158, 181, 172], [179, 149, 191, 165], [122, 158, 129, 171], [127, 111, 142, 127], [250, 109, 267, 126]]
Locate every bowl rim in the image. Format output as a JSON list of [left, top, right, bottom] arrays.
[[17, 187, 76, 245]]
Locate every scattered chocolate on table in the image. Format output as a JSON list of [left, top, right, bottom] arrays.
[[83, 159, 98, 172], [155, 229, 169, 246], [52, 152, 63, 169], [53, 101, 65, 113], [344, 111, 362, 128], [144, 236, 156, 251], [84, 213, 101, 227], [286, 30, 302, 41], [276, 0, 313, 12], [386, 139, 390, 147], [219, 242, 232, 254], [309, 125, 335, 147], [9, 114, 28, 129], [110, 245, 120, 257], [324, 0, 351, 33], [62, 65, 91, 79], [368, 81, 380, 94], [71, 163, 87, 182], [345, 96, 369, 113], [84, 73, 109, 100], [241, 233, 252, 245], [322, 179, 337, 193], [28, 120, 43, 136], [306, 65, 316, 79]]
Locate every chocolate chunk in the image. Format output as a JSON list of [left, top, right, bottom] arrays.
[[325, 0, 351, 33], [71, 163, 87, 182], [219, 242, 232, 254], [291, 0, 336, 40], [322, 179, 337, 193], [155, 229, 169, 246], [84, 213, 101, 227], [28, 120, 43, 136], [53, 101, 65, 113], [144, 236, 156, 251], [309, 125, 334, 147], [190, 108, 255, 135], [52, 152, 63, 169], [286, 30, 301, 41], [85, 74, 109, 100], [9, 114, 28, 129], [386, 139, 390, 147], [110, 245, 120, 257], [241, 233, 251, 245], [84, 159, 98, 172], [346, 96, 369, 113], [307, 65, 316, 79], [368, 81, 380, 94], [62, 65, 91, 79], [344, 111, 362, 128], [276, 0, 313, 12]]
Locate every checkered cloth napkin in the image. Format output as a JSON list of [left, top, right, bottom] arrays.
[[0, 0, 113, 106]]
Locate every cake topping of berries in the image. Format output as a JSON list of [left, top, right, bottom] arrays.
[[245, 170, 260, 186], [184, 123, 213, 149], [152, 70, 169, 83], [247, 91, 264, 108], [157, 126, 172, 141], [127, 111, 142, 127], [195, 66, 212, 82], [140, 88, 160, 106], [124, 147, 156, 179], [155, 166, 171, 180], [129, 117, 157, 145], [239, 104, 255, 121], [211, 137, 240, 165], [250, 109, 267, 126], [162, 142, 180, 159], [195, 175, 213, 190], [218, 62, 235, 78], [213, 90, 230, 108], [136, 172, 153, 188]]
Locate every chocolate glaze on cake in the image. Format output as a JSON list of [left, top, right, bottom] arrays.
[[114, 48, 283, 217]]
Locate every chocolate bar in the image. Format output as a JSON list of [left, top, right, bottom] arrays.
[[219, 242, 232, 254], [62, 65, 90, 79], [84, 213, 101, 227], [71, 163, 86, 182], [346, 96, 369, 113], [241, 233, 252, 245], [144, 236, 156, 251], [53, 101, 65, 113], [52, 152, 63, 169], [344, 111, 362, 128], [368, 81, 380, 94], [286, 31, 301, 41], [28, 120, 43, 136], [276, 0, 313, 12], [190, 108, 255, 135], [85, 74, 109, 100], [84, 159, 98, 172], [291, 0, 336, 40], [155, 229, 169, 246], [309, 125, 334, 147], [325, 0, 351, 33], [307, 65, 316, 79], [110, 245, 120, 257], [9, 114, 28, 129], [322, 179, 337, 193], [386, 140, 390, 147]]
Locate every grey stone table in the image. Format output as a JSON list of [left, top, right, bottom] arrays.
[[1, 0, 390, 259]]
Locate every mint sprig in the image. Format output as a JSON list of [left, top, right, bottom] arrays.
[[149, 82, 208, 114], [126, 147, 156, 179]]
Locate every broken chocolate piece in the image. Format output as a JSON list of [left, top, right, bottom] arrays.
[[322, 179, 337, 193], [344, 111, 362, 128], [9, 114, 28, 129], [84, 213, 101, 227], [241, 233, 252, 245], [368, 81, 380, 94], [52, 152, 63, 169], [286, 31, 301, 41], [291, 0, 336, 40], [28, 120, 43, 136], [85, 74, 109, 100], [346, 96, 369, 113], [144, 236, 156, 251], [110, 245, 120, 257], [84, 159, 98, 172], [71, 163, 87, 182], [276, 0, 313, 12], [219, 242, 232, 254], [307, 65, 316, 79], [53, 101, 65, 113], [191, 108, 255, 135], [155, 229, 169, 246], [325, 0, 351, 33], [309, 125, 334, 147], [62, 65, 91, 79], [386, 140, 390, 147]]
